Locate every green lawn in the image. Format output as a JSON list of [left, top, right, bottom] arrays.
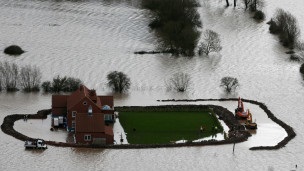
[[119, 111, 223, 144]]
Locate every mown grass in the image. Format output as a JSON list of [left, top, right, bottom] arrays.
[[119, 111, 223, 144]]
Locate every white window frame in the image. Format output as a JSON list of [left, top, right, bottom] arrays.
[[72, 120, 76, 128], [84, 134, 91, 141], [72, 111, 77, 117], [104, 114, 112, 120]]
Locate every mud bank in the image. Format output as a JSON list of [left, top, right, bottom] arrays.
[[158, 98, 296, 150], [1, 105, 251, 149]]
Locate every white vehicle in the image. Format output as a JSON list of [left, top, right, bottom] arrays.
[[24, 139, 47, 149]]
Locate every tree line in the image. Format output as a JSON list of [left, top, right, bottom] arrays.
[[0, 61, 81, 93], [1, 61, 240, 94], [0, 61, 41, 92]]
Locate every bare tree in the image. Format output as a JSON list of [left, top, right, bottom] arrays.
[[198, 30, 222, 56], [167, 72, 191, 92], [220, 77, 239, 93], [1, 62, 19, 91], [20, 65, 42, 92]]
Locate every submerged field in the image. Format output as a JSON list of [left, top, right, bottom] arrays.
[[119, 111, 223, 144]]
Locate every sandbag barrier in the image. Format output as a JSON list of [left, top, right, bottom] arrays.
[[1, 105, 252, 149], [1, 109, 51, 142], [157, 98, 296, 150]]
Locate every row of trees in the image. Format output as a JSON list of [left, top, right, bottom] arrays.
[[225, 0, 264, 11], [0, 63, 238, 94], [166, 73, 239, 93], [142, 0, 202, 56], [0, 61, 82, 93], [0, 61, 41, 92], [106, 71, 238, 94]]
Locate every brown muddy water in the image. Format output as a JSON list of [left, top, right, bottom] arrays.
[[0, 0, 304, 170]]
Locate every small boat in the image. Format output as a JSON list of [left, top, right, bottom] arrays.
[[235, 97, 249, 119], [24, 139, 47, 149]]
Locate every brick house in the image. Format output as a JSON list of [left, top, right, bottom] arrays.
[[52, 85, 114, 145]]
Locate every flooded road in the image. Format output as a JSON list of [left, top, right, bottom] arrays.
[[1, 0, 304, 170]]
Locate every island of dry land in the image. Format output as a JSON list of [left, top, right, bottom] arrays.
[[1, 98, 295, 150]]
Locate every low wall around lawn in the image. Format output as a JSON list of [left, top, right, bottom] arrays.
[[1, 104, 251, 149], [3, 98, 294, 150], [157, 98, 296, 150]]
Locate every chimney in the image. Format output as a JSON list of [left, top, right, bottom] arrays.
[[89, 89, 97, 103]]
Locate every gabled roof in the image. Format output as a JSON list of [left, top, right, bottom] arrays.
[[52, 85, 113, 114], [67, 85, 103, 110], [67, 85, 87, 109], [75, 113, 104, 133], [99, 96, 114, 108], [52, 95, 68, 108]]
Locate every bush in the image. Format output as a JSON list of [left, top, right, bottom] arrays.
[[267, 19, 279, 34], [20, 65, 42, 92], [253, 10, 265, 21], [290, 54, 303, 62], [107, 71, 131, 93], [4, 45, 24, 55], [62, 77, 82, 92], [166, 72, 191, 92], [300, 63, 304, 74], [41, 81, 52, 92]]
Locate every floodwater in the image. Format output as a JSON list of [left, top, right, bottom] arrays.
[[0, 0, 304, 170]]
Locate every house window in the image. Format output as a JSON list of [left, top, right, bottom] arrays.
[[104, 114, 112, 121], [72, 111, 77, 117], [72, 120, 76, 128], [83, 101, 87, 105], [88, 105, 93, 116], [84, 134, 91, 141]]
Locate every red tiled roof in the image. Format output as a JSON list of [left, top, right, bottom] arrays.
[[67, 85, 87, 109], [52, 108, 66, 115], [99, 96, 114, 108], [75, 113, 104, 133], [67, 85, 108, 111], [52, 95, 68, 108]]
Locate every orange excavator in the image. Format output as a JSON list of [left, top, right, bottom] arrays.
[[245, 109, 257, 129], [235, 97, 249, 119]]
